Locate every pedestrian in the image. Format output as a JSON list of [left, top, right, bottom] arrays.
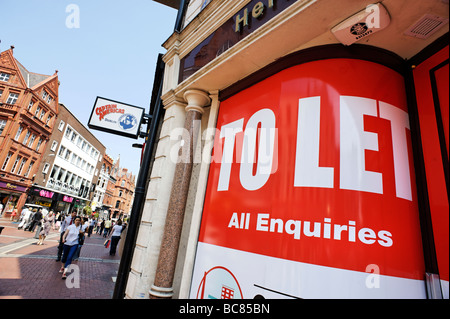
[[98, 219, 105, 235], [24, 209, 36, 231], [88, 217, 96, 237], [10, 208, 17, 221], [72, 217, 89, 261], [103, 219, 111, 238], [17, 206, 29, 229], [108, 219, 123, 256], [60, 216, 83, 279], [56, 211, 77, 262], [41, 207, 49, 218], [19, 208, 33, 230], [28, 208, 42, 232], [118, 222, 127, 257], [53, 212, 60, 230], [37, 211, 55, 245]]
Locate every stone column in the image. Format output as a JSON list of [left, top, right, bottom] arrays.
[[149, 89, 210, 299]]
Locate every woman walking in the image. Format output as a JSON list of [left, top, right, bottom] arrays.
[[37, 211, 54, 245], [72, 217, 88, 261], [108, 219, 123, 256], [60, 216, 82, 279]]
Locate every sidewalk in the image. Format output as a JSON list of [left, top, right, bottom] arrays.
[[0, 217, 120, 299]]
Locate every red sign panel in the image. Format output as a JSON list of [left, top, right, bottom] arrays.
[[413, 46, 449, 287], [192, 58, 426, 298]]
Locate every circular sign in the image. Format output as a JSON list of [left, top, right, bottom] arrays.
[[350, 22, 368, 35], [118, 114, 138, 131]]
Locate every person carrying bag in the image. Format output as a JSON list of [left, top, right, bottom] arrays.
[[107, 219, 123, 256], [60, 216, 83, 279], [72, 218, 88, 261]]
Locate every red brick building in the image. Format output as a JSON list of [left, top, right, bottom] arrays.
[[0, 47, 58, 217], [105, 156, 135, 220]]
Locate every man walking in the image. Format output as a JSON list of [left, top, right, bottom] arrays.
[[88, 218, 96, 237], [28, 209, 43, 232]]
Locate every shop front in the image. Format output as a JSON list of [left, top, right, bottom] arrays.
[[186, 42, 449, 299], [124, 0, 448, 300], [54, 193, 76, 214], [0, 181, 28, 218], [27, 187, 53, 208], [191, 46, 431, 299], [28, 186, 80, 215], [192, 4, 446, 300]]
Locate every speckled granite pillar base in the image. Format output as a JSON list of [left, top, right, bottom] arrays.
[[150, 90, 210, 299]]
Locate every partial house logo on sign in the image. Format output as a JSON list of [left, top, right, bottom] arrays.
[[88, 96, 144, 139], [195, 266, 243, 299]]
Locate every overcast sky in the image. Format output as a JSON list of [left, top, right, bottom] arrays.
[[1, 0, 177, 177]]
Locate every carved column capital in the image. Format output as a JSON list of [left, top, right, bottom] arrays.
[[184, 89, 211, 114]]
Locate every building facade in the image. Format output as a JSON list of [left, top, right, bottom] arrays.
[[32, 103, 106, 215], [101, 154, 115, 218], [96, 155, 136, 221], [0, 47, 58, 217], [109, 157, 136, 220], [93, 153, 114, 219], [124, 0, 449, 299]]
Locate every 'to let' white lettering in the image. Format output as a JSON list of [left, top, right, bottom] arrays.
[[217, 96, 412, 201], [217, 109, 276, 191], [339, 96, 383, 195]]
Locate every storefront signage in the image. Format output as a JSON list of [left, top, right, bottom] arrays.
[[88, 96, 144, 139], [35, 201, 51, 207], [234, 0, 299, 34], [0, 182, 27, 192], [179, 0, 299, 83], [190, 58, 426, 298], [234, 0, 276, 32], [63, 195, 74, 203], [39, 190, 54, 199]]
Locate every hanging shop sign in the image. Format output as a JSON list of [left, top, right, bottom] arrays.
[[88, 96, 144, 139], [190, 58, 427, 299]]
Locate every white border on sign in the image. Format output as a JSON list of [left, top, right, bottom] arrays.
[[88, 96, 145, 139]]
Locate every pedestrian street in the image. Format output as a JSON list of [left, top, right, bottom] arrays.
[[0, 218, 120, 299]]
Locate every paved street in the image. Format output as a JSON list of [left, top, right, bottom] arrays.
[[0, 217, 120, 299]]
